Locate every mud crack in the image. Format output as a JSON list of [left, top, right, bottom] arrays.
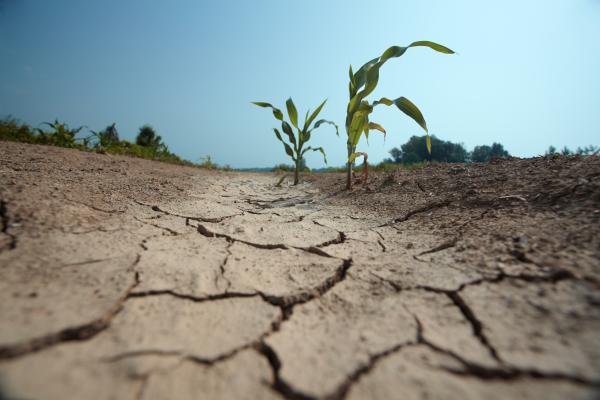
[[134, 200, 240, 223], [0, 262, 141, 360], [446, 292, 501, 362], [414, 312, 599, 387], [194, 221, 345, 258], [382, 198, 452, 226], [0, 199, 17, 250], [256, 342, 317, 400]]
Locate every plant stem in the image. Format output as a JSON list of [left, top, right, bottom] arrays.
[[346, 143, 354, 190], [294, 158, 300, 185]]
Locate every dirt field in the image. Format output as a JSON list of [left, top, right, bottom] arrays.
[[0, 141, 599, 400]]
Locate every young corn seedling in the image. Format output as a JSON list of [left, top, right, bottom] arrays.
[[35, 119, 85, 148], [345, 41, 454, 189], [253, 98, 338, 185]]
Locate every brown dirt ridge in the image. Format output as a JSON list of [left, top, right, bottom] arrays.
[[0, 141, 599, 400]]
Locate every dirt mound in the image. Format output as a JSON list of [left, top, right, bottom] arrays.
[[0, 141, 598, 399]]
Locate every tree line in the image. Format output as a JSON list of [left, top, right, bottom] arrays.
[[383, 135, 510, 164]]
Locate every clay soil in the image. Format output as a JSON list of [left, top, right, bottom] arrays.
[[1, 140, 599, 400]]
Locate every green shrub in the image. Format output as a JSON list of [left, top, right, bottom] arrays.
[[0, 117, 36, 143]]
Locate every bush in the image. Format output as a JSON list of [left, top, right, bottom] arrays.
[[0, 117, 36, 143]]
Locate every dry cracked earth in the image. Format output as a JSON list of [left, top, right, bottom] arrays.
[[1, 141, 599, 400]]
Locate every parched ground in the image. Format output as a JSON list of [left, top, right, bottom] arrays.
[[0, 141, 599, 400]]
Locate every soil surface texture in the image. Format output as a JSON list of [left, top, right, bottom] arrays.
[[1, 141, 599, 400]]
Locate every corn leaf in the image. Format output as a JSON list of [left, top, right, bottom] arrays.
[[312, 119, 339, 136], [426, 135, 432, 154], [286, 98, 299, 129], [409, 40, 455, 54], [349, 111, 368, 146], [281, 121, 297, 149], [394, 97, 428, 132], [273, 128, 295, 160], [353, 57, 379, 90], [253, 102, 284, 121], [368, 122, 386, 135], [304, 99, 327, 131], [348, 151, 367, 163], [373, 97, 394, 107], [302, 146, 328, 164], [352, 40, 454, 94]]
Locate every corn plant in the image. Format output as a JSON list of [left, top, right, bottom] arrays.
[[345, 41, 454, 189], [253, 98, 338, 185], [35, 119, 85, 148], [86, 123, 120, 149]]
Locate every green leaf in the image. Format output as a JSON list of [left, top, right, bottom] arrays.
[[353, 56, 379, 90], [349, 65, 357, 98], [368, 122, 386, 135], [273, 128, 296, 160], [350, 41, 453, 102], [426, 135, 432, 154], [360, 62, 381, 99], [281, 121, 297, 149], [394, 97, 428, 132], [286, 98, 299, 129], [284, 143, 295, 158], [380, 46, 408, 63], [348, 110, 368, 146], [302, 146, 328, 164], [302, 130, 311, 143], [409, 41, 455, 54], [348, 151, 367, 164], [312, 119, 339, 136], [373, 97, 394, 106], [304, 99, 327, 131], [273, 127, 284, 142], [252, 101, 284, 121]]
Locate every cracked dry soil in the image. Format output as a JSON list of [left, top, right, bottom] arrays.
[[0, 141, 599, 400]]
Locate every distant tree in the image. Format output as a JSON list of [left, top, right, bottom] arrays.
[[490, 142, 509, 158], [136, 125, 165, 151], [560, 146, 572, 156], [577, 145, 598, 155], [388, 147, 402, 163], [470, 142, 510, 163], [545, 145, 557, 155], [388, 135, 468, 164]]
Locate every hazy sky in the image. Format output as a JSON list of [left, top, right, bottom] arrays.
[[1, 0, 599, 168]]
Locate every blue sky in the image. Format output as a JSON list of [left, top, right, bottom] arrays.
[[1, 0, 599, 168]]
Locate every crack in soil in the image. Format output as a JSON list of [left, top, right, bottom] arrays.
[[258, 259, 353, 309], [382, 198, 452, 227], [127, 289, 259, 303], [133, 215, 181, 236], [0, 263, 141, 360], [256, 342, 318, 400], [194, 221, 346, 259], [414, 312, 600, 387], [323, 341, 418, 400], [446, 292, 501, 363], [416, 236, 458, 256], [0, 199, 17, 250], [216, 241, 233, 291], [133, 200, 241, 224], [66, 197, 126, 214]]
